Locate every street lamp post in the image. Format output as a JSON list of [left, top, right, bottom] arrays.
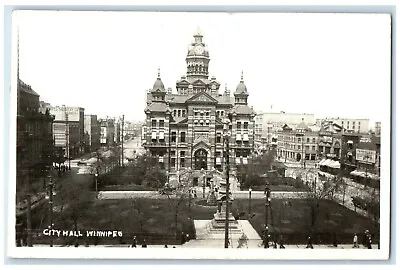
[[201, 168, 205, 199], [95, 169, 99, 194], [264, 183, 271, 248], [188, 188, 192, 218], [248, 187, 252, 219], [223, 117, 231, 248]]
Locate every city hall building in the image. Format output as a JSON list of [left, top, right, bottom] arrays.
[[143, 30, 255, 187]]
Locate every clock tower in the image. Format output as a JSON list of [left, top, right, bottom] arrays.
[[186, 28, 210, 79]]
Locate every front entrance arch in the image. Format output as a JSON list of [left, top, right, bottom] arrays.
[[194, 149, 208, 170]]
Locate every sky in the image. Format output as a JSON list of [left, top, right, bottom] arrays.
[[14, 11, 391, 125]]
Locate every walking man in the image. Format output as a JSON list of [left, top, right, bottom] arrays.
[[142, 239, 147, 248], [306, 236, 313, 249], [353, 233, 359, 248], [278, 234, 285, 249], [131, 236, 137, 248]]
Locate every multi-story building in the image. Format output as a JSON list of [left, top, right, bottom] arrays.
[[100, 118, 115, 146], [255, 111, 315, 148], [341, 133, 380, 184], [276, 121, 319, 167], [374, 121, 381, 136], [316, 117, 369, 134], [16, 79, 54, 200], [84, 114, 100, 153], [143, 29, 255, 188], [49, 106, 85, 159]]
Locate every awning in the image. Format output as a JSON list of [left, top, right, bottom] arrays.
[[151, 131, 157, 139], [243, 133, 249, 141], [159, 131, 165, 140], [347, 140, 353, 144], [328, 160, 341, 169], [318, 158, 327, 166], [318, 171, 335, 179], [236, 133, 242, 141], [158, 156, 164, 163], [350, 170, 380, 180], [236, 157, 241, 164]]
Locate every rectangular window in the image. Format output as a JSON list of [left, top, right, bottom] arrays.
[[180, 158, 185, 168], [305, 145, 309, 150], [243, 122, 248, 130], [297, 137, 301, 143], [171, 132, 176, 143], [182, 110, 186, 117], [170, 150, 176, 156], [180, 132, 186, 143], [312, 146, 315, 151], [171, 158, 176, 168], [159, 131, 165, 141], [306, 138, 310, 143], [151, 120, 157, 128], [216, 133, 222, 143], [159, 120, 164, 128], [312, 138, 316, 143], [298, 145, 301, 150], [237, 122, 241, 130], [174, 110, 177, 117], [180, 151, 185, 157], [178, 110, 181, 117]]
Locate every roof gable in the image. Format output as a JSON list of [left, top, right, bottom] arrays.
[[186, 91, 218, 104]]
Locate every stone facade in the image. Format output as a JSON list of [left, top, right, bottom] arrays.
[[143, 29, 255, 187]]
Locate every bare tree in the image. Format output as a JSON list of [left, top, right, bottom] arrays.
[[301, 175, 345, 233]]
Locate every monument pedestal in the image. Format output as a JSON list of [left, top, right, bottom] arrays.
[[208, 201, 242, 234]]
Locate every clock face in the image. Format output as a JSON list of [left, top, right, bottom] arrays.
[[195, 45, 204, 54]]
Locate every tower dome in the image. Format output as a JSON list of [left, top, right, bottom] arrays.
[[235, 71, 248, 95], [152, 68, 165, 92]]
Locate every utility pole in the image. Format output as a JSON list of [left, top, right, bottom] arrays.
[[121, 115, 124, 167], [26, 169, 32, 247], [64, 106, 70, 170], [48, 175, 54, 247]]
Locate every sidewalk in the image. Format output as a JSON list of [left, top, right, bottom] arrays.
[[32, 243, 379, 249]]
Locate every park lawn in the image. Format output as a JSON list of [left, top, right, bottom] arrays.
[[237, 199, 379, 244], [38, 196, 379, 246]]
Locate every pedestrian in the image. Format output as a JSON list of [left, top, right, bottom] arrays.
[[278, 234, 285, 249], [262, 233, 269, 249], [366, 233, 372, 249], [142, 239, 147, 248], [332, 233, 338, 248], [306, 236, 313, 249], [131, 236, 137, 248], [164, 244, 168, 248], [237, 233, 249, 248], [353, 233, 359, 248], [181, 232, 186, 245]]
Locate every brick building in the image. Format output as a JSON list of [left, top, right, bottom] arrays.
[[143, 29, 255, 188], [84, 114, 100, 152], [16, 79, 54, 200], [49, 106, 85, 159], [276, 121, 319, 166]]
